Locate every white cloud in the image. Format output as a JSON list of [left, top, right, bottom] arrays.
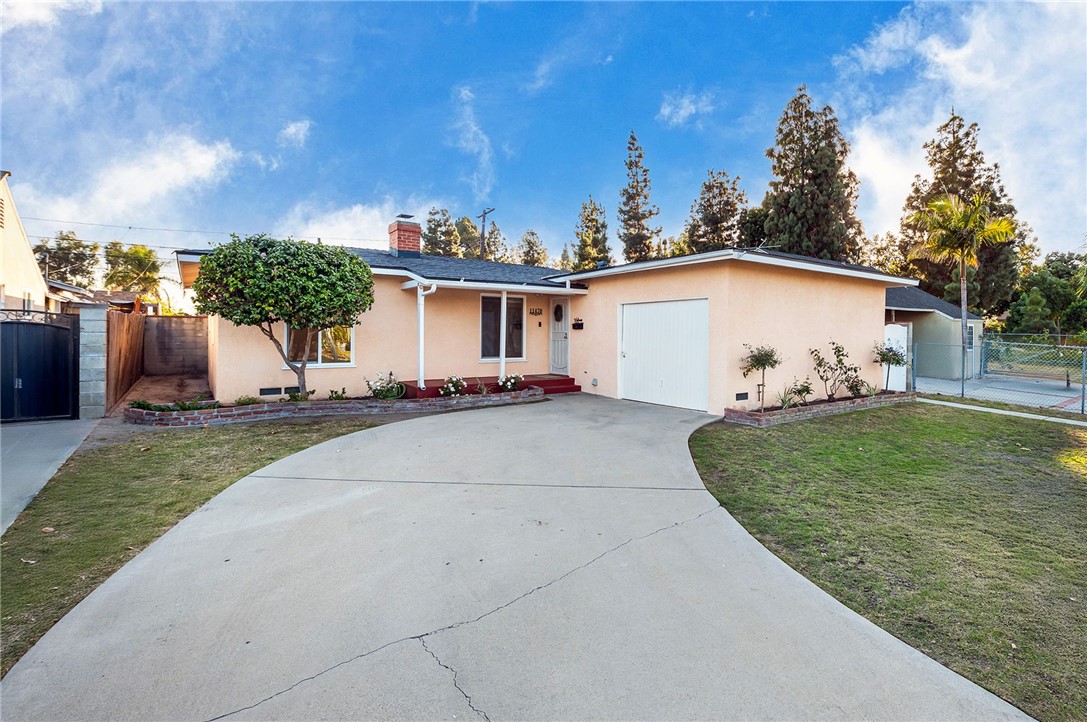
[[1, 0, 101, 33], [838, 2, 1087, 254], [16, 132, 240, 223], [276, 119, 313, 149], [274, 197, 443, 249], [656, 90, 715, 128], [451, 86, 495, 202]]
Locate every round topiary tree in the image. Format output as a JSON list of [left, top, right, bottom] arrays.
[[193, 235, 375, 397], [740, 344, 782, 411]]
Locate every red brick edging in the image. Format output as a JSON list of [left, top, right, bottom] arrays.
[[124, 386, 546, 427], [720, 392, 916, 427]]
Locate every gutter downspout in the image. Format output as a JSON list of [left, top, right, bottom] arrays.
[[498, 290, 508, 380], [417, 283, 437, 389]]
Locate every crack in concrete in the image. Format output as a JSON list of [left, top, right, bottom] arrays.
[[420, 637, 490, 721], [204, 505, 721, 721]]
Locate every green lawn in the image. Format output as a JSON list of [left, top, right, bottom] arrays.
[[1, 418, 374, 677], [690, 403, 1086, 722]]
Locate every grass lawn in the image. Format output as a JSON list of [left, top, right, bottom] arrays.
[[690, 403, 1086, 722], [1, 417, 374, 677]]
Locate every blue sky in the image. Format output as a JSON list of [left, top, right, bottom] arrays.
[[3, 1, 1085, 282]]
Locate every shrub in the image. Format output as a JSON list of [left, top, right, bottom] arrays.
[[810, 341, 862, 400], [789, 377, 814, 405], [366, 371, 406, 400], [497, 373, 524, 392], [474, 378, 492, 395], [327, 387, 348, 401], [233, 395, 262, 406], [128, 399, 172, 412], [439, 374, 468, 397], [286, 390, 314, 402]]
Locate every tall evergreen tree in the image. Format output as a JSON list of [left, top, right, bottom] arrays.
[[558, 244, 574, 271], [574, 195, 612, 271], [763, 86, 862, 262], [685, 170, 747, 253], [33, 230, 100, 286], [737, 205, 769, 249], [1010, 287, 1056, 335], [900, 111, 1032, 315], [860, 232, 911, 275], [617, 131, 661, 263], [422, 208, 462, 257], [942, 265, 980, 313], [456, 216, 481, 259], [483, 222, 513, 263], [518, 229, 548, 267]]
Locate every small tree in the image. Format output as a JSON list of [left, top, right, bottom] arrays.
[[872, 342, 907, 391], [193, 235, 374, 397], [33, 231, 100, 286], [739, 344, 782, 411]]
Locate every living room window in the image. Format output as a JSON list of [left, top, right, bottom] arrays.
[[284, 325, 354, 366], [480, 295, 524, 360]]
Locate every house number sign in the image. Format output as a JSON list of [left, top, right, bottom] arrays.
[[529, 307, 544, 316]]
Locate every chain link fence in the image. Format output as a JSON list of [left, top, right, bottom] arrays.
[[913, 338, 1087, 414]]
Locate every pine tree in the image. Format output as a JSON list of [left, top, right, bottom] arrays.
[[574, 195, 612, 271], [655, 232, 692, 258], [558, 244, 574, 271], [617, 131, 661, 263], [942, 265, 980, 313], [483, 222, 513, 263], [763, 86, 862, 262], [456, 216, 481, 259], [900, 111, 1030, 315], [422, 208, 462, 257], [518, 229, 548, 267], [737, 205, 769, 249], [685, 170, 747, 253], [1011, 287, 1056, 335]]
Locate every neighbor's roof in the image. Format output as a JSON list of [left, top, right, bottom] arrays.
[[175, 247, 578, 293], [886, 285, 982, 320], [548, 247, 917, 286]]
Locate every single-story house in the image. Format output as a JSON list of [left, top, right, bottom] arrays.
[[0, 171, 51, 313], [178, 218, 915, 412], [886, 286, 984, 379]]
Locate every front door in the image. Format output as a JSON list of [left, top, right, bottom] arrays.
[[549, 298, 569, 375]]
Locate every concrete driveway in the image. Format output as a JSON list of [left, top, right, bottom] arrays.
[[1, 395, 1027, 721]]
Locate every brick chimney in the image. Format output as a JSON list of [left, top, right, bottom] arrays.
[[388, 216, 422, 257]]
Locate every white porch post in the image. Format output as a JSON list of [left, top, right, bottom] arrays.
[[498, 290, 508, 379], [417, 284, 437, 389]]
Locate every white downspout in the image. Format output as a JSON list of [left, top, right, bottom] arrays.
[[498, 290, 508, 379], [417, 283, 437, 389]]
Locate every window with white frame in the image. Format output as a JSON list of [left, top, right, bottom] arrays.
[[284, 325, 354, 365], [967, 325, 975, 349], [480, 295, 524, 360]]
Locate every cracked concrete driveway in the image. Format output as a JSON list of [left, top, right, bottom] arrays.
[[2, 394, 1028, 721]]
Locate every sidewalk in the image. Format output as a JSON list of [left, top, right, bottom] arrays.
[[1, 418, 99, 534]]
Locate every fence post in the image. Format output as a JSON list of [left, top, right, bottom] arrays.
[[1080, 346, 1085, 415]]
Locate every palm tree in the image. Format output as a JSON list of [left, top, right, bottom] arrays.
[[909, 193, 1014, 364]]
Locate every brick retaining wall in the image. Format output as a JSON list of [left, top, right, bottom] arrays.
[[720, 392, 916, 427], [124, 386, 545, 427]]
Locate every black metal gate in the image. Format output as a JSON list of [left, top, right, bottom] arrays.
[[1, 310, 79, 422]]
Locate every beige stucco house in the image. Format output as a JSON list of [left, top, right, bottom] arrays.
[[178, 218, 916, 413], [0, 171, 51, 312]]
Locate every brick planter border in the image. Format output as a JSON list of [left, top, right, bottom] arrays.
[[720, 392, 916, 427], [124, 386, 546, 427]]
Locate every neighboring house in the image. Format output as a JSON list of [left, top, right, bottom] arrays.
[[886, 285, 984, 379], [0, 171, 51, 313], [46, 278, 94, 313], [90, 290, 160, 315], [178, 217, 915, 412]]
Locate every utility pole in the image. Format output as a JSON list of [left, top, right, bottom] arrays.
[[477, 207, 494, 260]]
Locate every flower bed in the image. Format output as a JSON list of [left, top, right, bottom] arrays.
[[721, 392, 915, 427], [125, 386, 545, 427]]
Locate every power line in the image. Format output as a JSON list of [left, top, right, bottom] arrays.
[[21, 216, 388, 244]]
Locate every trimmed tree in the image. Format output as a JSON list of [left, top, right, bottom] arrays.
[[739, 344, 782, 412], [617, 131, 661, 262], [193, 235, 374, 397]]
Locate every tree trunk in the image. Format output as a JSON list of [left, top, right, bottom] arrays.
[[260, 323, 312, 398], [960, 258, 969, 381]]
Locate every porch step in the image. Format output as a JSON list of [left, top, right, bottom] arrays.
[[540, 384, 581, 395]]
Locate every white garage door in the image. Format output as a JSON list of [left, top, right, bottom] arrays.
[[620, 299, 709, 411]]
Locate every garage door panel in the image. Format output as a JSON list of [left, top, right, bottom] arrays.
[[620, 299, 709, 411]]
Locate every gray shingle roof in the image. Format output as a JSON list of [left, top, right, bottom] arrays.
[[886, 285, 982, 320], [347, 248, 568, 288]]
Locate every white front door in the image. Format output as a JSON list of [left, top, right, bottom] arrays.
[[620, 299, 709, 411], [549, 298, 569, 375]]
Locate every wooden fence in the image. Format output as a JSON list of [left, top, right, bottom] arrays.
[[106, 311, 145, 410]]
